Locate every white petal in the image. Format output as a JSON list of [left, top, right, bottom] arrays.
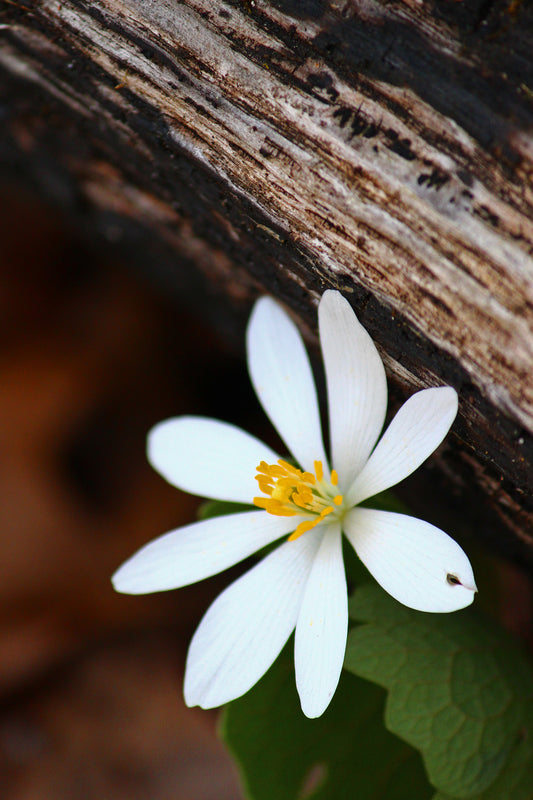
[[346, 387, 458, 506], [319, 290, 387, 491], [295, 523, 348, 718], [184, 529, 323, 708], [112, 511, 297, 594], [247, 296, 327, 473], [343, 507, 476, 612], [147, 416, 279, 503]]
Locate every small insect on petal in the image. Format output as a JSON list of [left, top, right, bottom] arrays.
[[447, 574, 461, 586]]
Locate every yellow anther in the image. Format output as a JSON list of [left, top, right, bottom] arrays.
[[278, 459, 303, 477], [331, 469, 339, 486], [314, 460, 324, 481], [257, 478, 274, 495], [288, 519, 317, 541], [272, 487, 292, 505], [253, 497, 298, 516], [295, 484, 313, 501], [333, 494, 343, 506], [287, 506, 334, 541]]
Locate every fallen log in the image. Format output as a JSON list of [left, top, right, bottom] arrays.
[[1, 0, 532, 567]]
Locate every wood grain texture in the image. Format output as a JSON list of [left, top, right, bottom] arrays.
[[1, 0, 532, 565]]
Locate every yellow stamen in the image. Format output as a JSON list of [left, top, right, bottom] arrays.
[[253, 458, 344, 540]]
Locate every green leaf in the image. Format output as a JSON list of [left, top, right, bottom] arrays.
[[360, 490, 411, 515], [198, 499, 255, 520], [345, 584, 533, 799], [221, 643, 432, 800], [433, 737, 533, 799]]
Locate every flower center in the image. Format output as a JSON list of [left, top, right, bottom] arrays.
[[253, 459, 344, 541]]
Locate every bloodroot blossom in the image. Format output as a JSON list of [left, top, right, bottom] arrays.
[[112, 290, 476, 718]]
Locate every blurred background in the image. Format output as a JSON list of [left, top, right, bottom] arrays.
[[0, 180, 258, 799], [1, 178, 532, 800]]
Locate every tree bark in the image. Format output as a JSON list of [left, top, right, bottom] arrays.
[[1, 0, 532, 567]]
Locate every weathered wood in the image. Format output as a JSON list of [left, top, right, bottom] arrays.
[[1, 0, 532, 566]]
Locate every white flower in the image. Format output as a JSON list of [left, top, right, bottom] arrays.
[[112, 290, 476, 718]]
